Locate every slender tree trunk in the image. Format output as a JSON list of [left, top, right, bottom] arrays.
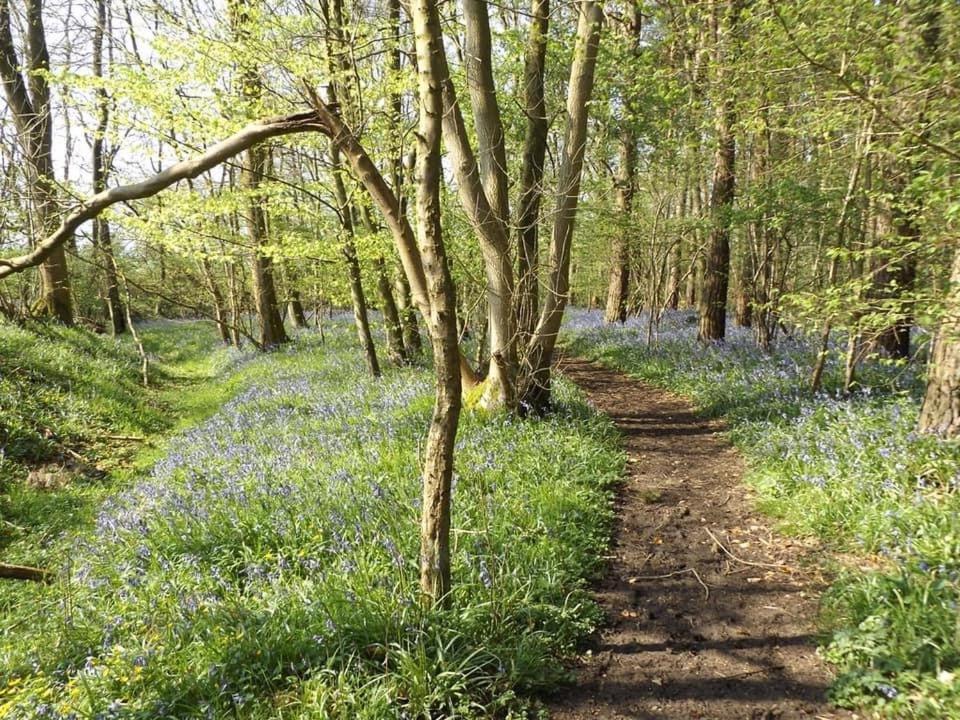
[[733, 249, 753, 327], [522, 0, 604, 411], [515, 0, 549, 342], [91, 0, 124, 333], [411, 0, 462, 606], [394, 263, 422, 355], [811, 111, 875, 392], [330, 143, 381, 376], [376, 256, 407, 364], [604, 128, 635, 324], [603, 2, 640, 325], [200, 256, 230, 342]]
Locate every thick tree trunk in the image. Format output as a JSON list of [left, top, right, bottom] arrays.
[[919, 247, 960, 436], [243, 147, 288, 349], [697, 0, 738, 343], [230, 0, 287, 349], [412, 0, 462, 606], [0, 0, 72, 323]]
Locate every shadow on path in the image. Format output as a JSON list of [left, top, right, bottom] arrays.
[[546, 358, 850, 720]]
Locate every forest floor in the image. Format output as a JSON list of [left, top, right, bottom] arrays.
[[549, 357, 852, 720]]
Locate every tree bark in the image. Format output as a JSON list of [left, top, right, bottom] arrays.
[[919, 247, 960, 436], [603, 2, 640, 325], [376, 256, 407, 364], [434, 0, 516, 408], [0, 0, 72, 322], [515, 0, 549, 343], [522, 0, 604, 410], [230, 0, 287, 349], [411, 0, 462, 606], [91, 0, 124, 334], [697, 0, 738, 343], [604, 125, 636, 324]]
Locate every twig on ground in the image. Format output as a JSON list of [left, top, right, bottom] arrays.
[[629, 567, 710, 600], [705, 527, 793, 572], [718, 664, 785, 681]]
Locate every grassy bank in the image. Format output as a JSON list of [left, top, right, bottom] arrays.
[[0, 320, 621, 718], [0, 320, 248, 571], [564, 308, 960, 718]]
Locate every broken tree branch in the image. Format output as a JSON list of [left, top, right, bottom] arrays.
[[0, 562, 51, 582], [0, 110, 327, 279]]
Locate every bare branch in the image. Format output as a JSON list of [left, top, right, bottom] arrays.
[[0, 111, 327, 279]]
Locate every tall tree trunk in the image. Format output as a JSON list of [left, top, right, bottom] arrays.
[[91, 0, 124, 334], [877, 4, 939, 360], [0, 0, 72, 323], [229, 0, 287, 348], [330, 144, 381, 377], [244, 146, 288, 348], [603, 128, 635, 324], [603, 2, 640, 325], [515, 0, 549, 343], [432, 0, 516, 408], [919, 247, 960, 436], [411, 0, 462, 607], [522, 0, 604, 410], [697, 0, 738, 343], [200, 256, 230, 342]]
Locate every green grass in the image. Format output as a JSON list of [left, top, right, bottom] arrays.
[[0, 320, 242, 569], [563, 308, 960, 718], [0, 320, 623, 718]]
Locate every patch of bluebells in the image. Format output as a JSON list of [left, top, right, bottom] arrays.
[[0, 320, 621, 719]]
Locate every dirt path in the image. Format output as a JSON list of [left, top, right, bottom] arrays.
[[549, 358, 851, 720]]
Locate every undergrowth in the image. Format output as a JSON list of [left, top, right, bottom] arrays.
[[564, 308, 960, 718], [0, 320, 621, 718]]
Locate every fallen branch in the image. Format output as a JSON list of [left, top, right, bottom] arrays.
[[705, 527, 793, 573], [629, 567, 710, 600], [0, 562, 51, 582]]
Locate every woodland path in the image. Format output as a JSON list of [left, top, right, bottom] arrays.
[[548, 358, 852, 720]]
